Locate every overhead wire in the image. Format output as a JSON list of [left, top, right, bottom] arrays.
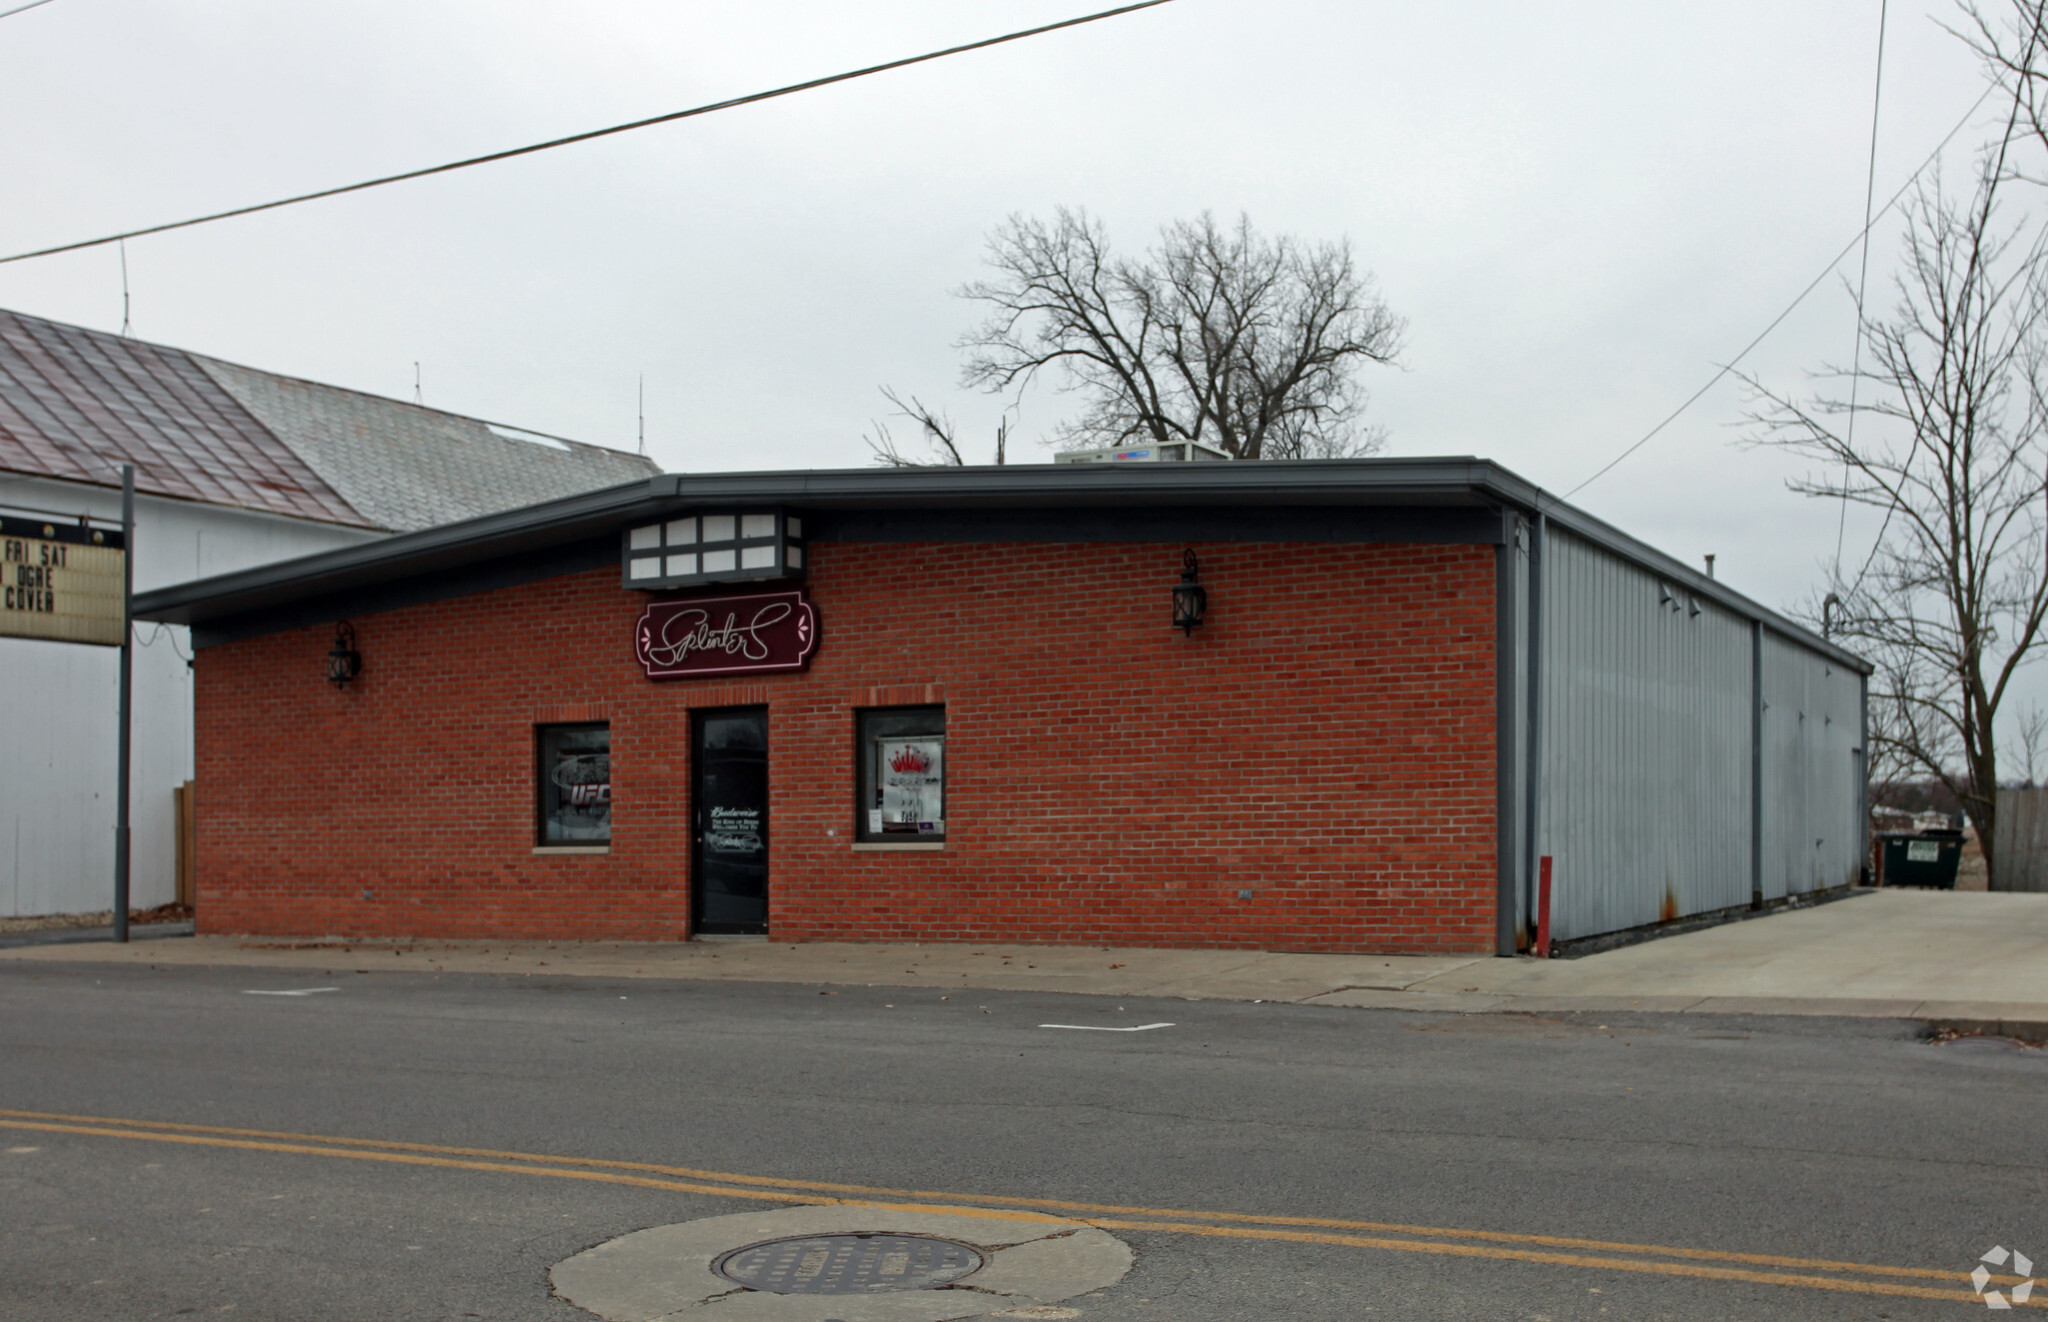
[[136, 621, 192, 666], [0, 0, 1176, 267], [1835, 0, 1890, 570], [0, 0, 61, 19], [1835, 8, 2046, 607], [1558, 78, 2004, 503]]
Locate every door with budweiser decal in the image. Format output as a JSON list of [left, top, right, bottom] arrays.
[[692, 708, 769, 934]]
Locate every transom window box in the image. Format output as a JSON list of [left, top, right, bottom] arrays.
[[624, 510, 805, 590]]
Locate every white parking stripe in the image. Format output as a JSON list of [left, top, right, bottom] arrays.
[[1037, 1022, 1173, 1032]]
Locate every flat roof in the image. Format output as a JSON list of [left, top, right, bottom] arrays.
[[130, 457, 1871, 672]]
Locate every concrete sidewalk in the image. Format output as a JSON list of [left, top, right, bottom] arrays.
[[6, 888, 2044, 1033]]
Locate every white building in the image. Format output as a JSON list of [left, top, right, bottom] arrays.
[[0, 308, 658, 919]]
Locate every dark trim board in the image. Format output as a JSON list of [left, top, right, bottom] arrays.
[[0, 515, 125, 549], [190, 536, 619, 649], [131, 458, 1872, 673], [808, 505, 1507, 546], [186, 506, 1503, 647]]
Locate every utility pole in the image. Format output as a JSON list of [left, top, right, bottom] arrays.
[[113, 464, 133, 942]]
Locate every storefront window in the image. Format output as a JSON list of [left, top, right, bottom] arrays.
[[537, 723, 611, 844], [856, 707, 945, 841]]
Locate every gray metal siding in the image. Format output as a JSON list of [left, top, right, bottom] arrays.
[[1758, 631, 1865, 898], [1534, 529, 1754, 940], [0, 473, 380, 917]]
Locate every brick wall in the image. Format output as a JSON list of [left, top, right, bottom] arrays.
[[193, 539, 1500, 953]]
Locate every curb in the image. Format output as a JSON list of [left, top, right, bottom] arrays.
[[1920, 1016, 2048, 1040], [6, 933, 2046, 1035], [0, 921, 195, 950]]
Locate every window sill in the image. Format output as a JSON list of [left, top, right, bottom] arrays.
[[851, 841, 945, 852], [533, 845, 610, 856]]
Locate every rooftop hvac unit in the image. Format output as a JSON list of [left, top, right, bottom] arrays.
[[1053, 442, 1229, 464]]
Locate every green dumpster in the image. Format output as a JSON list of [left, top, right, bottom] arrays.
[[1878, 831, 1963, 889]]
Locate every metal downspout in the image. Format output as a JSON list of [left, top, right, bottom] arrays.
[[113, 465, 133, 943], [1495, 523, 1521, 956], [1751, 618, 1764, 910], [1859, 670, 1870, 885], [1523, 512, 1545, 947]]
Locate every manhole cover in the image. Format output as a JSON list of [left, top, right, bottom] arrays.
[[712, 1232, 986, 1294]]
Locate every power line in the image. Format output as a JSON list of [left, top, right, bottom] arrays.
[[1836, 10, 2046, 608], [1560, 78, 2001, 502], [1834, 0, 1889, 568], [0, 0, 62, 19], [0, 0, 1175, 267], [1834, 224, 2048, 609]]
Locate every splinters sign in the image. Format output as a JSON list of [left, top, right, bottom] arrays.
[[0, 516, 126, 646], [633, 588, 819, 679]]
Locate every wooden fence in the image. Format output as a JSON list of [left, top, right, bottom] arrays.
[[1994, 788, 2048, 892]]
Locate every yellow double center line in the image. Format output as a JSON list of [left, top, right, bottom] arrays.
[[1, 1108, 2027, 1307]]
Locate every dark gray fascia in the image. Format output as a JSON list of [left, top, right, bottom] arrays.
[[133, 476, 674, 629], [130, 459, 1504, 626], [130, 457, 1870, 673]]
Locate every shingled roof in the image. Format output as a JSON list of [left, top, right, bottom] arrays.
[[0, 308, 659, 531]]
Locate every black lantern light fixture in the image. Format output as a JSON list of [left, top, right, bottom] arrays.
[[326, 621, 362, 688], [1172, 549, 1207, 635]]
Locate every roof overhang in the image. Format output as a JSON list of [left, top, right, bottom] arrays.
[[129, 457, 1872, 673]]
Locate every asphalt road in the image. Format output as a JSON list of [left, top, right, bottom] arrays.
[[3, 958, 2044, 1321]]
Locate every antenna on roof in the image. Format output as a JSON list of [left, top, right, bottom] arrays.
[[118, 240, 131, 337], [414, 362, 422, 405], [637, 374, 645, 456]]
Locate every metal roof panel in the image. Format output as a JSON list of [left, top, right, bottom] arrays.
[[0, 309, 368, 525], [0, 307, 662, 533]]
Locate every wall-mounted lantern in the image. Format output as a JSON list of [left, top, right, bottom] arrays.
[[326, 621, 362, 688], [1172, 549, 1207, 636]]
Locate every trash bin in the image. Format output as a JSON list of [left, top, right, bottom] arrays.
[[1879, 830, 1963, 889]]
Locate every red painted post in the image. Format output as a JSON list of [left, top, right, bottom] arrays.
[[1535, 855, 1553, 958]]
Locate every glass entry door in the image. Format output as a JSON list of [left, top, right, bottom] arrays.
[[692, 708, 769, 934]]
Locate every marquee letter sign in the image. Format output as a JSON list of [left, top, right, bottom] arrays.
[[0, 517, 125, 646], [633, 588, 819, 680]]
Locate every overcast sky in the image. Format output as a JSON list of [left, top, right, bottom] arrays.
[[0, 0, 2008, 624]]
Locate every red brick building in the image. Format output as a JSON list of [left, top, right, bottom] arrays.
[[134, 461, 1869, 956]]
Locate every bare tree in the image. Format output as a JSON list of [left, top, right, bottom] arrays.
[[1955, 2, 2048, 177], [865, 387, 1008, 467], [1863, 657, 1932, 812], [2015, 702, 2048, 785], [1743, 161, 2048, 878], [950, 208, 1404, 460]]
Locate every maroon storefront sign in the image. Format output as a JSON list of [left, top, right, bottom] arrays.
[[633, 589, 819, 679]]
